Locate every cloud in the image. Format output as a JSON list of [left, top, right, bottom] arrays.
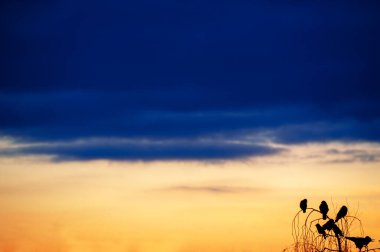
[[267, 119, 380, 144], [161, 185, 268, 194], [264, 142, 380, 165], [1, 0, 379, 161], [325, 148, 380, 163], [0, 138, 283, 161]]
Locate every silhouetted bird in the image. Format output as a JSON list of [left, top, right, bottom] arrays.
[[300, 199, 307, 213], [316, 224, 326, 238], [319, 201, 329, 220], [335, 205, 348, 222], [322, 219, 335, 231], [345, 236, 373, 250], [332, 224, 343, 237]]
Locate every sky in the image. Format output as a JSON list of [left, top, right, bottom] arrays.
[[1, 0, 380, 251]]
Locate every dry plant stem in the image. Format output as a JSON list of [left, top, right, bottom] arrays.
[[337, 236, 342, 252], [307, 208, 343, 252], [367, 248, 380, 252], [289, 202, 371, 252]]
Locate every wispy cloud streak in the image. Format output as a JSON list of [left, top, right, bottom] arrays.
[[161, 185, 268, 194]]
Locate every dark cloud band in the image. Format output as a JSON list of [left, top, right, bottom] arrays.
[[0, 138, 283, 161], [1, 0, 379, 161]]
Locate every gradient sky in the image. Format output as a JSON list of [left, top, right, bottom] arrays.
[[1, 1, 380, 251]]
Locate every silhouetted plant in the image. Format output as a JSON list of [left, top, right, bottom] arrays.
[[283, 199, 379, 252]]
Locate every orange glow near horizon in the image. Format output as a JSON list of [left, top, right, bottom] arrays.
[[1, 142, 380, 252]]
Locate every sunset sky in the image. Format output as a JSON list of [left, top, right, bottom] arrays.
[[1, 1, 380, 251]]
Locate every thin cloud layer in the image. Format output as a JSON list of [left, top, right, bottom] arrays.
[[162, 185, 268, 194], [0, 138, 283, 161], [1, 0, 379, 161]]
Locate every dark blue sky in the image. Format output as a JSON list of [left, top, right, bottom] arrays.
[[1, 0, 379, 161]]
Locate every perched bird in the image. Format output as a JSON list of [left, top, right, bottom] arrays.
[[345, 236, 373, 250], [322, 219, 335, 231], [335, 205, 348, 222], [300, 199, 307, 213], [332, 224, 343, 237], [319, 201, 329, 220], [316, 224, 326, 238]]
